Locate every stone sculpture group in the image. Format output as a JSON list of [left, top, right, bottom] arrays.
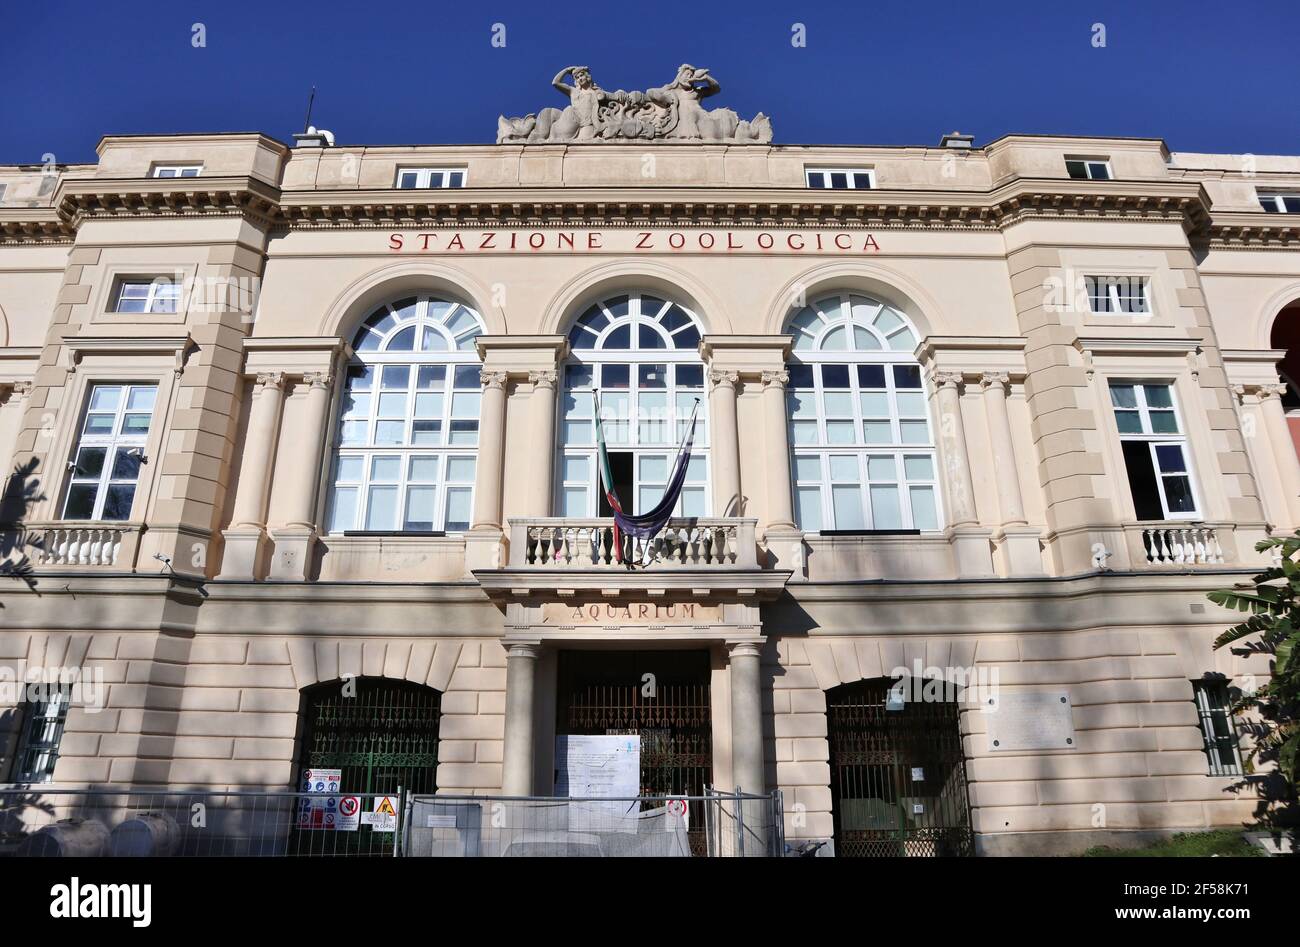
[[497, 65, 772, 144]]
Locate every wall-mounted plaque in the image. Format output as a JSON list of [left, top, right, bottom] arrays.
[[986, 691, 1076, 751]]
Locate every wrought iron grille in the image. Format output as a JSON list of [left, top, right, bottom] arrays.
[[557, 650, 713, 854], [290, 678, 441, 856], [827, 678, 973, 857]]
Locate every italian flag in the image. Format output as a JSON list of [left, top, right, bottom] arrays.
[[593, 393, 626, 562]]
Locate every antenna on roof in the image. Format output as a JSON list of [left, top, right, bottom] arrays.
[[302, 86, 317, 134]]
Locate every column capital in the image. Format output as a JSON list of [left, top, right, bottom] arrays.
[[709, 368, 740, 390], [1258, 383, 1288, 401], [978, 371, 1010, 392], [254, 371, 286, 392], [727, 640, 764, 660], [528, 369, 558, 390], [505, 641, 544, 660], [302, 371, 332, 390], [760, 369, 789, 390], [933, 370, 966, 391], [480, 369, 510, 391]]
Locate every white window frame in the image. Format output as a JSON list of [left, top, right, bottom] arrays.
[[114, 278, 182, 314], [1085, 275, 1150, 315], [1108, 380, 1202, 521], [1258, 192, 1300, 213], [785, 293, 940, 533], [805, 167, 875, 190], [151, 164, 202, 178], [61, 383, 158, 521], [327, 297, 485, 534], [395, 167, 467, 189], [1065, 157, 1112, 180], [558, 292, 710, 519]]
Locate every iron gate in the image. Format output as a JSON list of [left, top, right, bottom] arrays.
[[290, 677, 441, 855], [557, 650, 712, 854], [827, 678, 973, 857]]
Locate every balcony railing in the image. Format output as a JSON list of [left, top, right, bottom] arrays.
[[2, 521, 142, 570], [1134, 524, 1225, 566], [506, 517, 758, 569]]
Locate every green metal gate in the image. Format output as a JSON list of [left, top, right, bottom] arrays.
[[827, 678, 973, 857], [290, 677, 441, 855]]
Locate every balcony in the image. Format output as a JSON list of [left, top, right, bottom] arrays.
[[1, 521, 143, 570], [507, 517, 759, 570], [1126, 523, 1227, 567]]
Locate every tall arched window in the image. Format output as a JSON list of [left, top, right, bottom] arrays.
[[785, 293, 941, 532], [326, 296, 484, 533], [558, 292, 709, 517]]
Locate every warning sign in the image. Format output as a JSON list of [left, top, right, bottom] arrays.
[[296, 768, 359, 831], [362, 795, 398, 832]]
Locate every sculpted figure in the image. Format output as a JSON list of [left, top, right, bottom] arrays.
[[648, 65, 771, 142], [496, 64, 772, 144]]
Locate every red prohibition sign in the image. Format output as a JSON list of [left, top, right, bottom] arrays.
[[667, 799, 688, 817], [339, 796, 360, 816]]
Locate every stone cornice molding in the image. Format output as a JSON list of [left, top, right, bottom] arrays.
[[53, 174, 283, 231], [0, 170, 1242, 242], [241, 336, 349, 379]]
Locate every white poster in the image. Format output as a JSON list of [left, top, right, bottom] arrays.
[[555, 735, 642, 832]]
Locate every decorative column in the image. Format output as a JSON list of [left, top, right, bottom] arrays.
[[221, 372, 285, 578], [501, 642, 541, 796], [729, 640, 768, 854], [709, 369, 742, 516], [760, 370, 796, 531], [1258, 383, 1300, 527], [268, 371, 333, 580], [935, 372, 978, 526], [934, 371, 994, 576], [471, 370, 509, 531], [1233, 385, 1290, 529], [524, 370, 558, 516], [0, 381, 33, 485], [979, 372, 1043, 575]]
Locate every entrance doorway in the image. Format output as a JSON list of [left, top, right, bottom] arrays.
[[827, 678, 973, 857], [556, 649, 712, 853]]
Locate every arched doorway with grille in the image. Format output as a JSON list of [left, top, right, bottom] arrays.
[[289, 677, 442, 855], [826, 677, 973, 857], [295, 677, 442, 795]]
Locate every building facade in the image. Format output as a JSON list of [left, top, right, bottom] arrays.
[[1, 86, 1298, 855]]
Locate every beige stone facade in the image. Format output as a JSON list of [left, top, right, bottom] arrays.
[[1, 128, 1297, 855]]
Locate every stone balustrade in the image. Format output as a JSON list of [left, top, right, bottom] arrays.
[[3, 521, 142, 569], [1135, 524, 1225, 566], [506, 517, 758, 569]]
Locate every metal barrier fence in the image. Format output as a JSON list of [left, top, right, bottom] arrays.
[[0, 789, 403, 857], [403, 788, 784, 857], [0, 786, 784, 857]]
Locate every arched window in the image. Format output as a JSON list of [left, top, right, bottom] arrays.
[[558, 292, 709, 517], [326, 296, 484, 533], [785, 293, 941, 532]]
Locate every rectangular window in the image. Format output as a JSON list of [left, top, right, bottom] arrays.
[[12, 685, 72, 783], [1192, 680, 1241, 776], [327, 362, 479, 532], [1109, 381, 1199, 520], [1065, 157, 1112, 180], [151, 165, 202, 178], [556, 361, 709, 517], [114, 278, 182, 314], [805, 168, 874, 190], [789, 361, 939, 531], [395, 168, 467, 189], [1085, 275, 1150, 314], [62, 383, 158, 521], [1258, 192, 1300, 213]]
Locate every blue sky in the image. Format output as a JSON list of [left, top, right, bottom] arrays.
[[2, 0, 1296, 164]]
